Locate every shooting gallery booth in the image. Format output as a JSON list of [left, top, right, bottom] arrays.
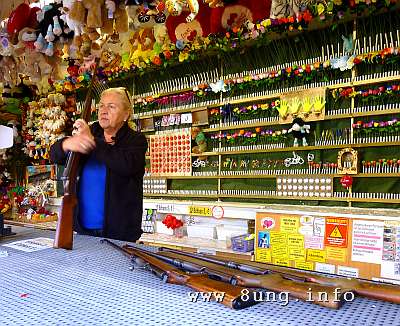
[[2, 0, 400, 325]]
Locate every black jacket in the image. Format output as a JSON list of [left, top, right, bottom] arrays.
[[50, 122, 148, 242]]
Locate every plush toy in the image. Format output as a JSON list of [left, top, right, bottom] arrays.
[[165, 0, 199, 22], [60, 0, 85, 47], [288, 118, 311, 147], [152, 24, 170, 55], [101, 0, 130, 34], [191, 126, 207, 153], [6, 3, 40, 44]]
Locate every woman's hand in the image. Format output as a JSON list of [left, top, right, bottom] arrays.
[[62, 119, 95, 154]]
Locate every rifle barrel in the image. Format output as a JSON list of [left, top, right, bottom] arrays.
[[161, 247, 400, 305], [158, 250, 347, 309], [105, 241, 259, 310]]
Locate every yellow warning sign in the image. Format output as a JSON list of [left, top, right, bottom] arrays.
[[329, 226, 342, 238]]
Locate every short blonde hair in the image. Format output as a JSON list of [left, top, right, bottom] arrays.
[[101, 87, 132, 112]]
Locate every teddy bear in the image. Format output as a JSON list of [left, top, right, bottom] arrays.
[[60, 0, 85, 47], [101, 0, 129, 35], [129, 28, 157, 66], [288, 118, 311, 147], [165, 0, 199, 22]]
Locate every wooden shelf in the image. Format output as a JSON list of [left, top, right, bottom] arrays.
[[133, 87, 193, 101], [219, 194, 400, 203], [352, 108, 400, 117], [143, 193, 400, 204], [353, 74, 400, 87], [135, 105, 209, 120], [144, 173, 400, 179], [144, 193, 218, 198], [192, 141, 400, 156]]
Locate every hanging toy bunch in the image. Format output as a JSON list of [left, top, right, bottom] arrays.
[[13, 184, 57, 223], [23, 93, 69, 162], [0, 168, 13, 217]]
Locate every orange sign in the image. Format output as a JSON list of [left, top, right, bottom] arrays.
[[324, 218, 348, 248]]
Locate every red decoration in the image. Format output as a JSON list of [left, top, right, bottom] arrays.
[[162, 214, 184, 229], [340, 175, 353, 189]]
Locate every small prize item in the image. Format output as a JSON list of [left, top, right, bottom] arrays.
[[340, 175, 353, 189], [337, 148, 358, 174]]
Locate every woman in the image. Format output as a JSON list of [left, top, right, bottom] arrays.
[[50, 87, 148, 242]]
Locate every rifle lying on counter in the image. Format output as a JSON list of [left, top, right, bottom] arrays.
[[121, 244, 349, 309], [159, 247, 400, 305], [101, 239, 260, 310]]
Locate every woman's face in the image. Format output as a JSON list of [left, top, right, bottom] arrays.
[[98, 92, 129, 133]]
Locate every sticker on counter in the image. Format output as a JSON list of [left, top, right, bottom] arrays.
[[380, 261, 400, 280], [270, 231, 287, 245], [324, 218, 348, 248], [272, 245, 289, 259], [315, 262, 336, 274], [289, 248, 306, 261], [352, 220, 384, 263], [304, 235, 324, 250], [255, 248, 271, 263], [280, 216, 299, 233], [294, 261, 314, 271], [326, 247, 347, 262], [188, 206, 212, 216], [337, 266, 359, 278], [273, 258, 290, 267], [3, 238, 53, 252], [257, 231, 270, 248], [212, 206, 224, 219], [287, 234, 304, 248], [313, 217, 325, 237], [299, 215, 315, 236], [261, 216, 275, 230], [382, 221, 400, 262], [307, 249, 326, 263]]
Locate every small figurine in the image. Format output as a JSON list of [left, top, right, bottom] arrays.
[[288, 118, 310, 147], [191, 126, 207, 153]]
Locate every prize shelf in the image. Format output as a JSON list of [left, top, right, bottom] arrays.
[[135, 74, 400, 133], [134, 105, 208, 120], [145, 173, 400, 180], [191, 141, 400, 157], [203, 107, 400, 133], [139, 233, 252, 258], [143, 193, 400, 204]]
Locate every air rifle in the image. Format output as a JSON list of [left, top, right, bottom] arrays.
[[101, 239, 259, 310], [159, 247, 400, 304], [53, 61, 99, 250], [124, 245, 347, 309]]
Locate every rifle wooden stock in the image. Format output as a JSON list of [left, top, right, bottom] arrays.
[[154, 250, 347, 309], [53, 62, 98, 250], [161, 248, 400, 305], [103, 240, 259, 310]]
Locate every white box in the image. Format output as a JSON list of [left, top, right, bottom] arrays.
[[155, 221, 174, 236], [216, 225, 248, 241], [187, 225, 216, 240]]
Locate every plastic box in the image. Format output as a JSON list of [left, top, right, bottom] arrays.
[[187, 224, 216, 239], [231, 234, 254, 252], [216, 225, 248, 241]]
